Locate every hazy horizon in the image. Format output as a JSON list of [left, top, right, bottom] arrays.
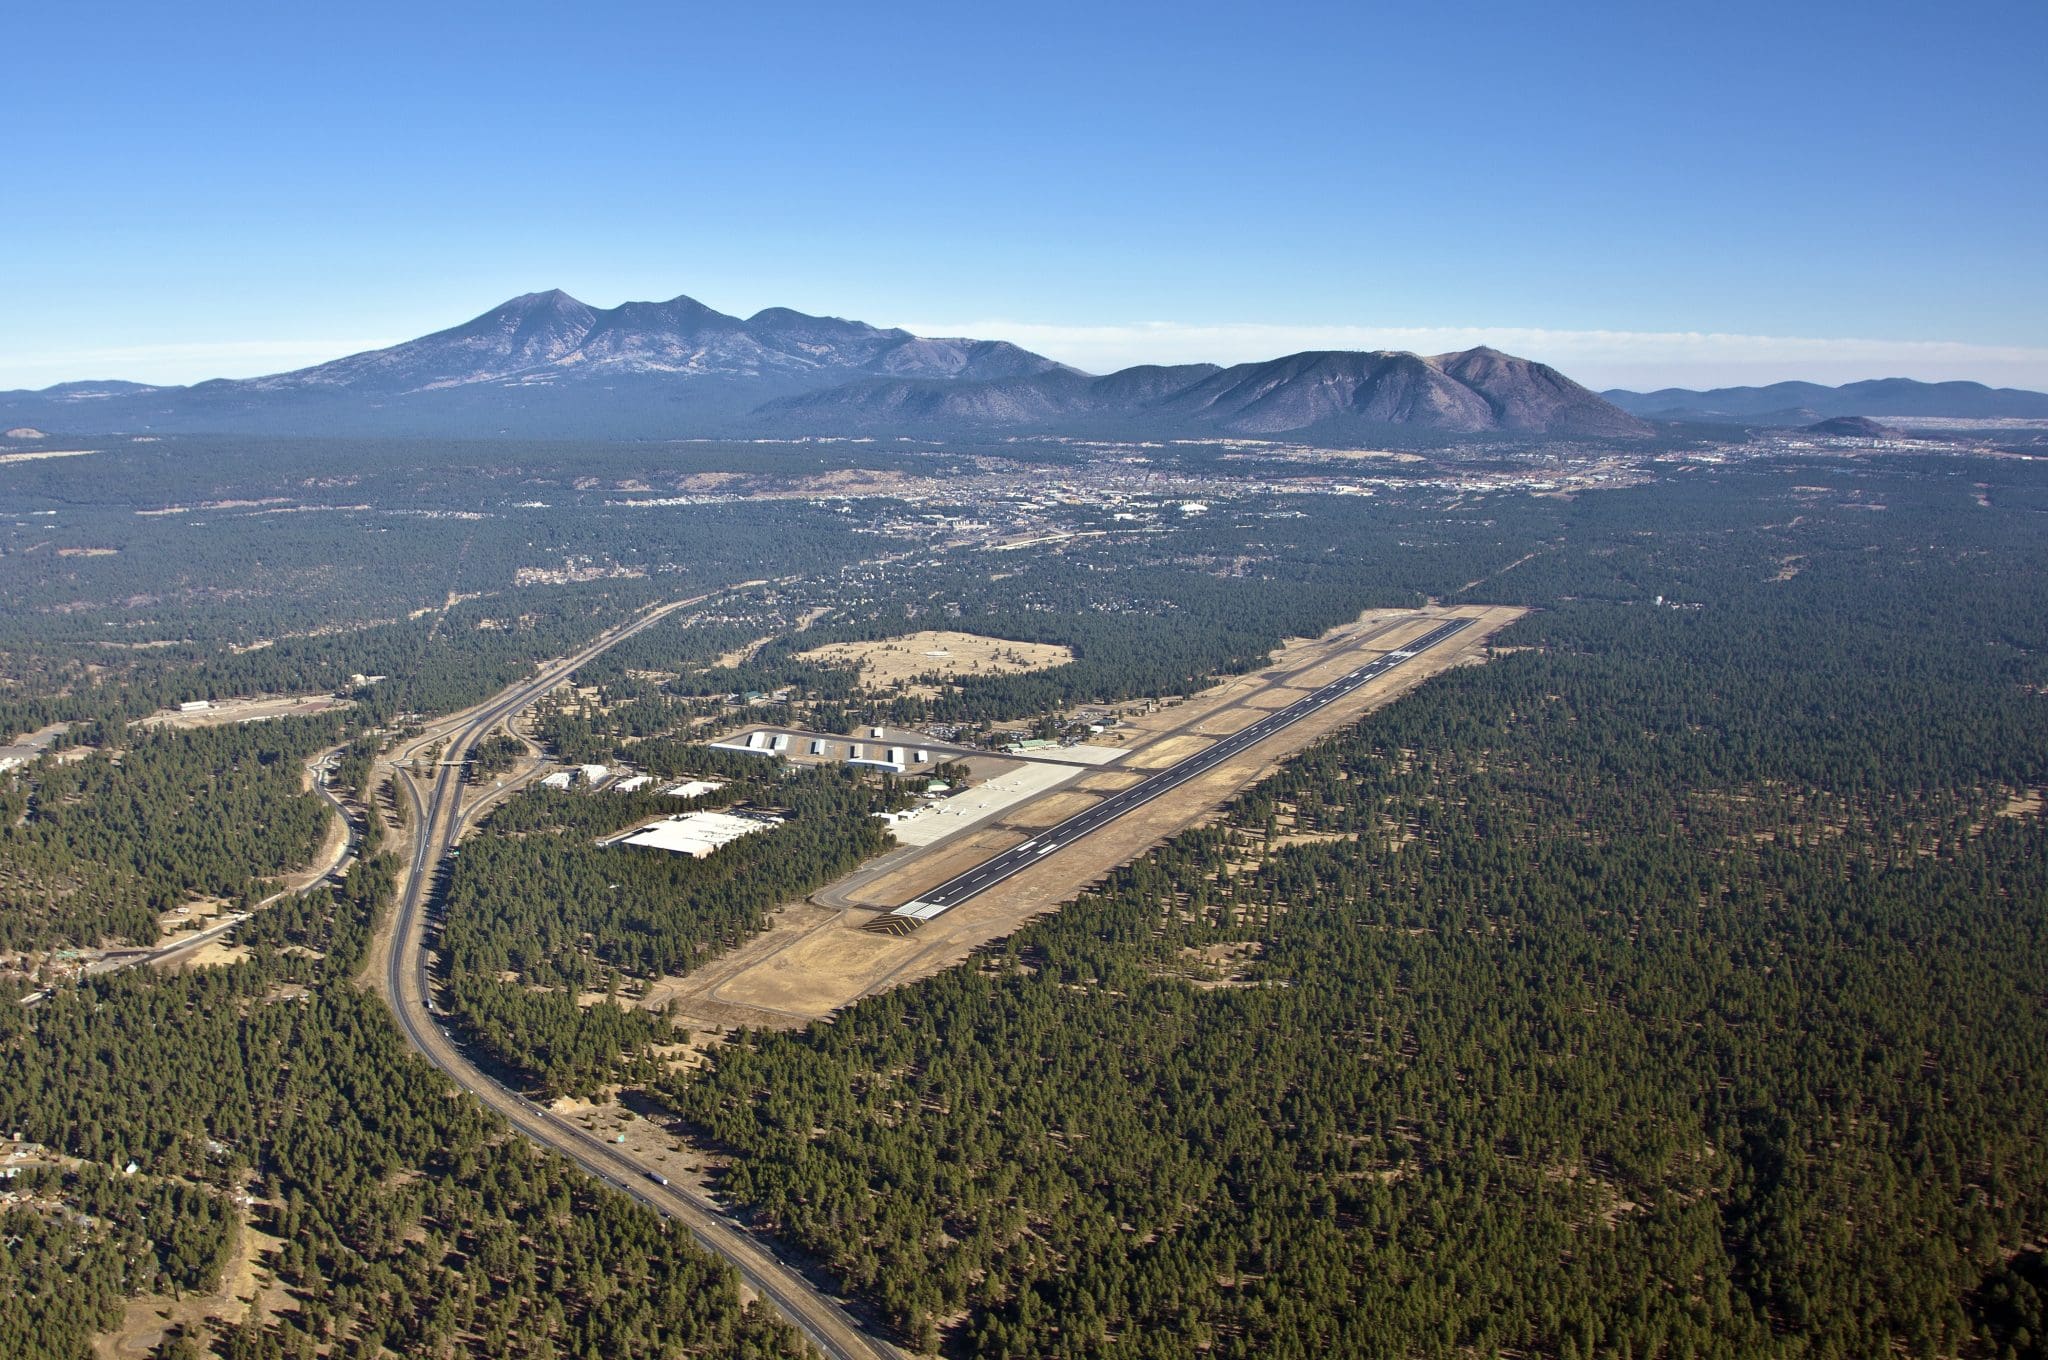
[[6, 296, 2047, 394], [6, 2, 2042, 395]]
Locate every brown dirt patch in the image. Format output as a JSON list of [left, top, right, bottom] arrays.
[[138, 694, 350, 730], [1269, 829, 1356, 849], [1119, 734, 1210, 769], [796, 630, 1073, 697], [94, 1187, 285, 1359], [709, 609, 831, 670], [1165, 940, 1268, 989], [997, 790, 1101, 825], [660, 604, 1526, 1026], [153, 937, 254, 972], [548, 1095, 713, 1188]]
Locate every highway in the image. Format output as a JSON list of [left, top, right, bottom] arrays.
[[382, 589, 901, 1360], [885, 615, 1474, 925]]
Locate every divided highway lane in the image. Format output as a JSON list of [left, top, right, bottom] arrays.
[[892, 616, 1475, 922], [383, 592, 901, 1360]]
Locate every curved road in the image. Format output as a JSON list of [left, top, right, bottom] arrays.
[[21, 744, 365, 1006], [380, 592, 901, 1360]]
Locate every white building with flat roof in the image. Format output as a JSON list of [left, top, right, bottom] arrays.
[[661, 779, 726, 799], [621, 810, 781, 859]]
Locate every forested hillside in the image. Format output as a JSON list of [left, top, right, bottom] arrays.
[[670, 460, 2048, 1357], [0, 432, 894, 750], [439, 764, 892, 1096], [527, 493, 1553, 765], [8, 432, 2046, 1358], [0, 721, 336, 951], [0, 831, 808, 1360]]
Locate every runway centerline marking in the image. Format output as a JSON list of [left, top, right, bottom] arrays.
[[882, 617, 1473, 923]]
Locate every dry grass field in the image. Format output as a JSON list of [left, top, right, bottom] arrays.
[[796, 629, 1073, 696], [137, 693, 351, 730], [648, 604, 1524, 1031], [94, 1189, 288, 1359]]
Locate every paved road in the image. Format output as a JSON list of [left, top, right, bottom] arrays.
[[20, 745, 363, 1007], [805, 613, 1439, 927], [887, 616, 1475, 924], [383, 591, 901, 1360]]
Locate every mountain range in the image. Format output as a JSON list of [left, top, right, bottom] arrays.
[[768, 344, 1650, 437], [0, 291, 1646, 441], [1603, 378, 2048, 425]]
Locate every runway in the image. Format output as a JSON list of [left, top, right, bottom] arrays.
[[382, 588, 902, 1360], [885, 616, 1474, 925]]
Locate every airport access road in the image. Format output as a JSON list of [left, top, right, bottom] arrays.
[[887, 615, 1474, 924], [383, 590, 902, 1360]]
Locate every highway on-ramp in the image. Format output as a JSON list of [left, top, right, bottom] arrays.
[[382, 590, 902, 1360], [885, 615, 1474, 925]]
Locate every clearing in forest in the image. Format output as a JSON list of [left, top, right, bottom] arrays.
[[136, 693, 351, 729], [94, 1182, 289, 1359], [655, 603, 1525, 1031], [796, 629, 1073, 696]]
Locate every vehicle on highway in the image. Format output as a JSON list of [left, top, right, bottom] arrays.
[[380, 589, 896, 1359]]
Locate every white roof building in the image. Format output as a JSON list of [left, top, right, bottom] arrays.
[[621, 810, 781, 859], [661, 780, 726, 799]]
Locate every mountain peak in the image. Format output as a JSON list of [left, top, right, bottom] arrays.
[[499, 287, 586, 311], [599, 294, 741, 330], [0, 291, 1652, 440], [774, 343, 1648, 438], [456, 289, 598, 336], [745, 307, 909, 343]]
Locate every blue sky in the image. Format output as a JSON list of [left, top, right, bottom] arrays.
[[5, 0, 2045, 389]]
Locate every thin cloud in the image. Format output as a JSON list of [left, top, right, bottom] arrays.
[[0, 339, 398, 389], [7, 324, 2046, 394], [900, 320, 2048, 391]]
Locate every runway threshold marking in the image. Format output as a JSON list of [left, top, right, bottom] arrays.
[[874, 616, 1473, 928]]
